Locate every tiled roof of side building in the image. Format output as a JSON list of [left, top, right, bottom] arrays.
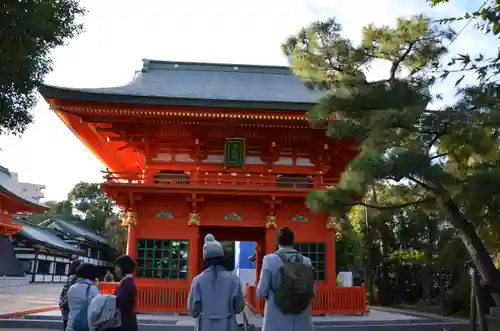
[[38, 59, 324, 110], [39, 216, 109, 246], [14, 219, 84, 254]]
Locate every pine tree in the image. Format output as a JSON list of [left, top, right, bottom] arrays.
[[283, 15, 500, 304]]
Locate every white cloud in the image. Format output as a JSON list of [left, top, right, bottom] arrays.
[[0, 0, 493, 200]]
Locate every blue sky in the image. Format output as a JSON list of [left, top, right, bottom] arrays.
[[0, 0, 494, 201]]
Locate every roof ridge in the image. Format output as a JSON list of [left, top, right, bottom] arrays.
[[141, 58, 294, 75]]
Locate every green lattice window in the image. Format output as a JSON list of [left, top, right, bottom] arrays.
[[294, 242, 326, 281], [136, 239, 189, 279]]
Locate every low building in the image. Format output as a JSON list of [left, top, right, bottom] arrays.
[[38, 216, 114, 277], [0, 165, 48, 287], [12, 220, 84, 283], [11, 216, 115, 283]]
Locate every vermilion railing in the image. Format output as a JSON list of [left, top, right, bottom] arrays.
[[100, 282, 189, 313], [245, 284, 368, 315], [102, 171, 337, 190], [101, 282, 367, 315]]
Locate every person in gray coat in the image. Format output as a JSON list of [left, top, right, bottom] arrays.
[[59, 260, 82, 331], [188, 234, 245, 331], [66, 263, 100, 331], [256, 227, 314, 331]]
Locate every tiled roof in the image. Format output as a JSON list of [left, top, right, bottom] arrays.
[[15, 220, 84, 254], [41, 216, 108, 246], [38, 59, 323, 110]]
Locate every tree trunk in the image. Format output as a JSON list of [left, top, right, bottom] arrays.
[[437, 195, 500, 306], [422, 263, 433, 302], [422, 223, 436, 302]]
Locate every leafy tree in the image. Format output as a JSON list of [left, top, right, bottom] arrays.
[[26, 199, 73, 224], [282, 15, 500, 304], [0, 0, 86, 135], [104, 215, 127, 254], [68, 182, 115, 231], [429, 0, 500, 84]]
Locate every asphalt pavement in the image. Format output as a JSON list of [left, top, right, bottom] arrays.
[[0, 284, 62, 315]]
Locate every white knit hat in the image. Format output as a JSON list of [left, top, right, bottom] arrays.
[[203, 233, 224, 260]]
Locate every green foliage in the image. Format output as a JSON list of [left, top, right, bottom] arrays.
[[283, 13, 500, 302], [429, 0, 500, 84], [104, 215, 127, 254], [25, 200, 72, 224], [68, 182, 115, 231], [0, 0, 86, 135]]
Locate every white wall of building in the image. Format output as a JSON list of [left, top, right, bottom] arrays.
[[9, 172, 46, 202]]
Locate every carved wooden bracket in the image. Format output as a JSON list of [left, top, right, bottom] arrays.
[[185, 193, 204, 226], [327, 215, 343, 239], [121, 211, 138, 227], [188, 213, 200, 226], [263, 196, 282, 228], [266, 215, 277, 228]]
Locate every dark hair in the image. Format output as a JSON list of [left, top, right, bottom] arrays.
[[68, 259, 83, 275], [277, 226, 294, 247], [113, 255, 136, 274], [76, 263, 98, 280], [203, 256, 230, 271]]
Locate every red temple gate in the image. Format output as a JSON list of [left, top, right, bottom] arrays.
[[40, 59, 368, 315]]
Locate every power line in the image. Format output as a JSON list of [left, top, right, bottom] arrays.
[[447, 1, 487, 47]]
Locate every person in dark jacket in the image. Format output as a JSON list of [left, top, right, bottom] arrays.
[[59, 260, 82, 331], [113, 255, 137, 331]]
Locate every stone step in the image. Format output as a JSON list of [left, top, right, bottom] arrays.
[[0, 317, 469, 331], [20, 313, 464, 327]]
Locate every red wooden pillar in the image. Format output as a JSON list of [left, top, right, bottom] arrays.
[[326, 227, 337, 286], [255, 242, 262, 283], [188, 225, 200, 281], [126, 223, 137, 259], [265, 227, 277, 254]]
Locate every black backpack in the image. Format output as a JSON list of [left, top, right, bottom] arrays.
[[273, 252, 315, 315]]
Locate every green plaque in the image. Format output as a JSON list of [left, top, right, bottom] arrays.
[[224, 138, 245, 168]]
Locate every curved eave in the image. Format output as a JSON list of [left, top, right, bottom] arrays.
[[38, 84, 316, 111], [0, 186, 48, 212], [54, 110, 141, 173]]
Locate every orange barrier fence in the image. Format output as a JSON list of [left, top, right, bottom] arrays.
[[101, 282, 367, 315], [245, 284, 368, 315], [100, 282, 189, 313]]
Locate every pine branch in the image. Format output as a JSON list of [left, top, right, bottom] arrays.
[[430, 152, 451, 160], [390, 41, 415, 80], [428, 124, 448, 148]]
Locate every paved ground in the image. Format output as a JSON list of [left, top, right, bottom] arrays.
[[0, 284, 62, 315], [0, 284, 469, 330]]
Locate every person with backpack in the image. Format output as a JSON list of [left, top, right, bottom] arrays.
[[67, 263, 100, 331], [59, 260, 83, 331], [188, 233, 245, 331], [256, 227, 315, 331]]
